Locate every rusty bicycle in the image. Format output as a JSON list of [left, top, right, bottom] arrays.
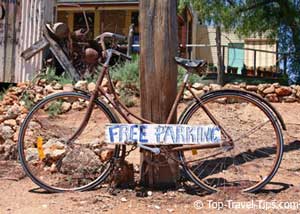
[[18, 29, 285, 194]]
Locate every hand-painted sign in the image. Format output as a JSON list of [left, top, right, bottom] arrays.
[[105, 124, 221, 145]]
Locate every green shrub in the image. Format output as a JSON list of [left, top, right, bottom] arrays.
[[177, 66, 205, 86], [40, 67, 73, 85], [0, 89, 7, 101], [20, 91, 35, 110], [111, 55, 204, 88], [111, 55, 140, 87]]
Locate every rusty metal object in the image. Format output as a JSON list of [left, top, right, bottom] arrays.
[[84, 48, 99, 64], [46, 22, 69, 39]]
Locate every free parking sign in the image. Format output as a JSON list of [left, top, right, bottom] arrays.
[[105, 124, 221, 145]]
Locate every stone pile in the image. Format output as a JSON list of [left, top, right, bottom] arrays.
[[184, 82, 300, 103], [0, 79, 108, 160]]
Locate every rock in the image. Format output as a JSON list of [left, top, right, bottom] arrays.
[[297, 90, 300, 98], [275, 87, 292, 96], [60, 147, 102, 175], [102, 78, 109, 87], [53, 83, 63, 90], [183, 91, 193, 100], [13, 130, 19, 141], [75, 80, 88, 91], [63, 84, 74, 92], [191, 88, 205, 97], [44, 139, 66, 150], [210, 83, 221, 91], [28, 121, 42, 131], [115, 81, 123, 89], [166, 208, 175, 213], [25, 148, 39, 162], [99, 149, 114, 162], [263, 85, 275, 94], [239, 82, 247, 89], [3, 119, 17, 127], [0, 125, 14, 140], [147, 191, 153, 196], [88, 82, 96, 92], [192, 83, 204, 90], [120, 197, 127, 202], [265, 93, 279, 102], [6, 104, 20, 119], [16, 114, 27, 126], [34, 94, 44, 103], [44, 85, 54, 94], [17, 82, 28, 88], [72, 101, 85, 111], [0, 145, 4, 153], [283, 96, 297, 103], [61, 102, 72, 113], [43, 139, 66, 161], [272, 82, 280, 88], [224, 83, 240, 90], [38, 79, 47, 86], [19, 106, 29, 114], [258, 84, 269, 92], [154, 205, 161, 210], [50, 163, 58, 173], [246, 85, 258, 92], [34, 86, 44, 94], [3, 139, 17, 160], [203, 85, 210, 92]]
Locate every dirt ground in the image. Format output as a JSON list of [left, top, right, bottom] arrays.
[[1, 103, 300, 214]]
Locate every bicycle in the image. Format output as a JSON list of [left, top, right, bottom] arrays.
[[18, 31, 285, 194]]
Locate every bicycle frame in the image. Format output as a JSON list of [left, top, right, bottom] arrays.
[[70, 49, 233, 152]]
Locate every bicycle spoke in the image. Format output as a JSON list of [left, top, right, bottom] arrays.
[[179, 91, 283, 193]]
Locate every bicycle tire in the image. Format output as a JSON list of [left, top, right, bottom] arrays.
[[178, 89, 284, 193], [18, 91, 122, 192]]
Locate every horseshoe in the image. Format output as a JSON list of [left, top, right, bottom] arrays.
[[0, 4, 5, 20]]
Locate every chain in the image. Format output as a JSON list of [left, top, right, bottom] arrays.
[[124, 144, 137, 157]]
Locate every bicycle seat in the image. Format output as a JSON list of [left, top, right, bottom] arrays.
[[175, 57, 206, 69]]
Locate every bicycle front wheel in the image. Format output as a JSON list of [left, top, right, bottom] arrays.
[[178, 89, 284, 193], [18, 92, 122, 192]]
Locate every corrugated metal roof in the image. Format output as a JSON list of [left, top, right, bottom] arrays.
[[57, 0, 139, 4]]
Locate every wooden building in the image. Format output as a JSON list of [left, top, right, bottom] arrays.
[[56, 0, 193, 55], [194, 25, 278, 75], [0, 0, 193, 83], [0, 0, 55, 83]]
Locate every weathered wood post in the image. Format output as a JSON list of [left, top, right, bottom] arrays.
[[216, 25, 224, 85], [139, 0, 179, 188]]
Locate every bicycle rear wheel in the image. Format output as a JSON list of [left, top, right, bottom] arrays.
[[18, 92, 122, 192], [178, 90, 284, 193]]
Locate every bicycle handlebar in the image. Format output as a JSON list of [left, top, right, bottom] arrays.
[[95, 32, 131, 61]]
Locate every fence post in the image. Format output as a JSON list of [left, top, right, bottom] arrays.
[[254, 50, 257, 76]]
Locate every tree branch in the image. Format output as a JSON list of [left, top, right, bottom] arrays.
[[238, 0, 277, 12], [226, 0, 236, 7]]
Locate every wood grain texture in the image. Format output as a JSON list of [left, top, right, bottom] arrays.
[[139, 0, 179, 188]]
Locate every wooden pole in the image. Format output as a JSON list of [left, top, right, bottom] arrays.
[[139, 0, 179, 188], [216, 25, 224, 85]]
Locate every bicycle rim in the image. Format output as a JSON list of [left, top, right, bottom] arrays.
[[18, 92, 121, 192], [178, 90, 283, 193]]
